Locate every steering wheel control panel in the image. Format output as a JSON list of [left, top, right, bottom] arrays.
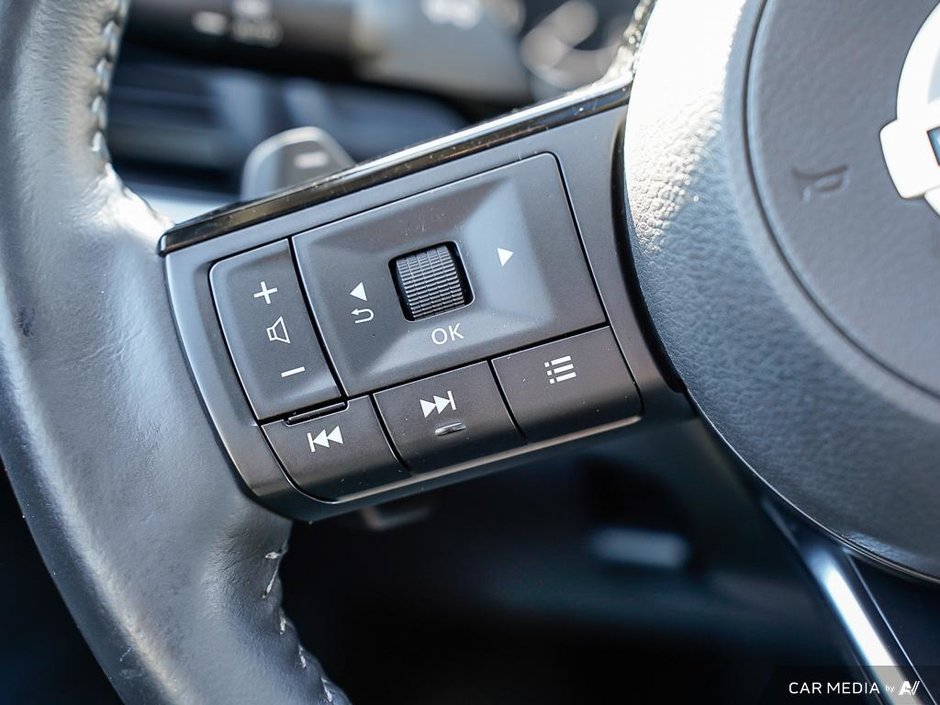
[[205, 155, 637, 502], [164, 94, 658, 520]]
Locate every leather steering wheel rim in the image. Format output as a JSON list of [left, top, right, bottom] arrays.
[[8, 0, 937, 700], [0, 2, 347, 702]]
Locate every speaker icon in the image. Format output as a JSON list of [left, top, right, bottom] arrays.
[[266, 316, 291, 344]]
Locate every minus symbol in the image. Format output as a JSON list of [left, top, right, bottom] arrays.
[[280, 366, 306, 378]]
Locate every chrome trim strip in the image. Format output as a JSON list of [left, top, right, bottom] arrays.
[[158, 0, 656, 254], [158, 75, 630, 253], [788, 523, 935, 705]]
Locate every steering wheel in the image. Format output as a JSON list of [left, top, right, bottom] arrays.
[[2, 0, 938, 702]]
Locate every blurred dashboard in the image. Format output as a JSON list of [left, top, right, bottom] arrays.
[[112, 0, 639, 221]]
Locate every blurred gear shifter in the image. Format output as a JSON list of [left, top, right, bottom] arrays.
[[241, 126, 353, 200]]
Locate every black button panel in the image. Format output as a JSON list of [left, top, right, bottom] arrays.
[[293, 155, 605, 396], [492, 328, 641, 441], [194, 157, 640, 512], [374, 362, 522, 472], [210, 241, 340, 420], [263, 397, 407, 500]]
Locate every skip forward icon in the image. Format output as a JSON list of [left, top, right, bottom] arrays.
[[307, 426, 343, 453], [420, 391, 456, 418]]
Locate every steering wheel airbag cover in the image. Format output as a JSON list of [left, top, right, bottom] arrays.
[[626, 0, 940, 579]]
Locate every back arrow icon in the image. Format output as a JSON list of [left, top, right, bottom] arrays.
[[351, 307, 374, 323]]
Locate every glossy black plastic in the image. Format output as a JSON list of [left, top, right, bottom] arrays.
[[159, 77, 631, 254], [163, 75, 686, 521]]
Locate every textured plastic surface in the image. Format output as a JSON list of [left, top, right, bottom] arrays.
[[374, 362, 522, 472], [748, 0, 940, 398], [493, 327, 640, 441], [210, 241, 340, 419], [626, 0, 940, 578], [294, 155, 605, 395], [263, 397, 407, 500], [393, 243, 469, 320]]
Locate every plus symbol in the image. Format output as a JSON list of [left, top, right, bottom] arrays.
[[252, 281, 278, 305]]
